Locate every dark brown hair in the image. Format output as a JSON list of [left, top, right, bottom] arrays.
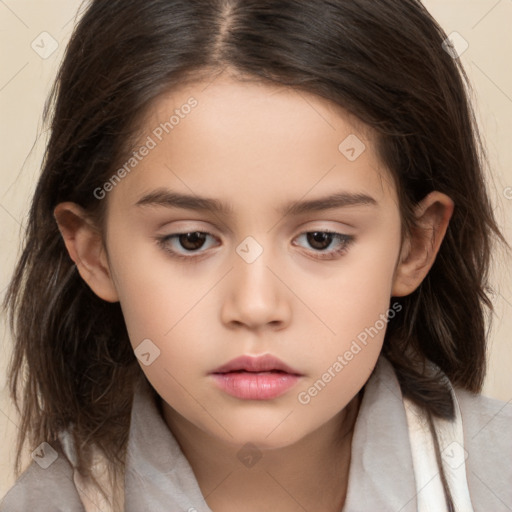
[[3, 0, 507, 508]]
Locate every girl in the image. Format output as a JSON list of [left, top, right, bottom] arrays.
[[1, 0, 511, 511]]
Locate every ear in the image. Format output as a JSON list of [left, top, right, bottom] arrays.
[[392, 191, 454, 297], [53, 202, 119, 302]]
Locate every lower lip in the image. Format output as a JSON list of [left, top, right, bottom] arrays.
[[211, 371, 301, 400]]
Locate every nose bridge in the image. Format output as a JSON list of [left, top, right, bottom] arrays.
[[221, 233, 289, 328], [234, 234, 277, 298]]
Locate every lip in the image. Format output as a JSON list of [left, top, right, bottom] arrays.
[[210, 354, 303, 400], [211, 354, 302, 375]]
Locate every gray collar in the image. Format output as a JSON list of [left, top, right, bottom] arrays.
[[123, 356, 418, 512]]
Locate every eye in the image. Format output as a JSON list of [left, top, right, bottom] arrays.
[[156, 229, 354, 261], [293, 230, 354, 260], [157, 231, 219, 261]]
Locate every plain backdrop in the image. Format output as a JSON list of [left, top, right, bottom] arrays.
[[1, 0, 511, 498]]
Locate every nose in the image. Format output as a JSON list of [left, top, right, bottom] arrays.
[[219, 239, 291, 331]]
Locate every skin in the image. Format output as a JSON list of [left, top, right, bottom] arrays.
[[54, 71, 454, 511]]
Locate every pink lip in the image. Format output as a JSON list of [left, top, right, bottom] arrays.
[[211, 354, 302, 375], [210, 355, 303, 400]]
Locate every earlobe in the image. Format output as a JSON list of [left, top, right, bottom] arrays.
[[392, 191, 454, 297], [53, 202, 119, 303]]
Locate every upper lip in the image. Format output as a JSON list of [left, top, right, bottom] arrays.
[[211, 354, 302, 375]]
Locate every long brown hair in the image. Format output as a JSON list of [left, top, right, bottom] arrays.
[[3, 0, 507, 508]]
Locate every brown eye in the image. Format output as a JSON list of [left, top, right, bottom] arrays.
[[177, 232, 208, 251], [293, 230, 354, 260], [307, 232, 335, 250], [157, 231, 219, 260]]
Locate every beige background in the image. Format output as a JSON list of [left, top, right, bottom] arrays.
[[1, 0, 511, 498]]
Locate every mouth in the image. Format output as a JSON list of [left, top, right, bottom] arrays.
[[210, 354, 303, 400], [216, 369, 291, 374], [211, 354, 303, 376]]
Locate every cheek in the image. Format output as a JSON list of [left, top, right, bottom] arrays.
[[106, 232, 223, 394], [106, 230, 205, 339], [318, 229, 400, 340], [300, 228, 400, 394], [295, 296, 396, 418]]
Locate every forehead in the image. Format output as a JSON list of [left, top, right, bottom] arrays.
[[108, 73, 397, 214]]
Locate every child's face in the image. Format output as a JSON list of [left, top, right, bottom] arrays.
[[98, 74, 404, 448], [91, 73, 411, 449]]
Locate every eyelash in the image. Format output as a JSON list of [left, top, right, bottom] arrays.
[[156, 229, 354, 262]]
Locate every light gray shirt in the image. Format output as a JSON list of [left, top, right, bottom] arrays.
[[1, 356, 511, 511]]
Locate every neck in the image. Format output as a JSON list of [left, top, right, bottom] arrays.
[[162, 392, 362, 512]]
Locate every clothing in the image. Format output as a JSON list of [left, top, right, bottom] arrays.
[[1, 356, 510, 511]]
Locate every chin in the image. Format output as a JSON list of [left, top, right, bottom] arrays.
[[207, 416, 310, 451]]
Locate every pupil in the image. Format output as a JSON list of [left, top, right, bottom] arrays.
[[180, 232, 205, 250], [308, 232, 332, 250]]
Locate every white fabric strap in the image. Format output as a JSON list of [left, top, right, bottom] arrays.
[[58, 430, 120, 512], [404, 388, 475, 512]]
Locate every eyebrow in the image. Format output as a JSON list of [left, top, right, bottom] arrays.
[[134, 188, 377, 216]]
